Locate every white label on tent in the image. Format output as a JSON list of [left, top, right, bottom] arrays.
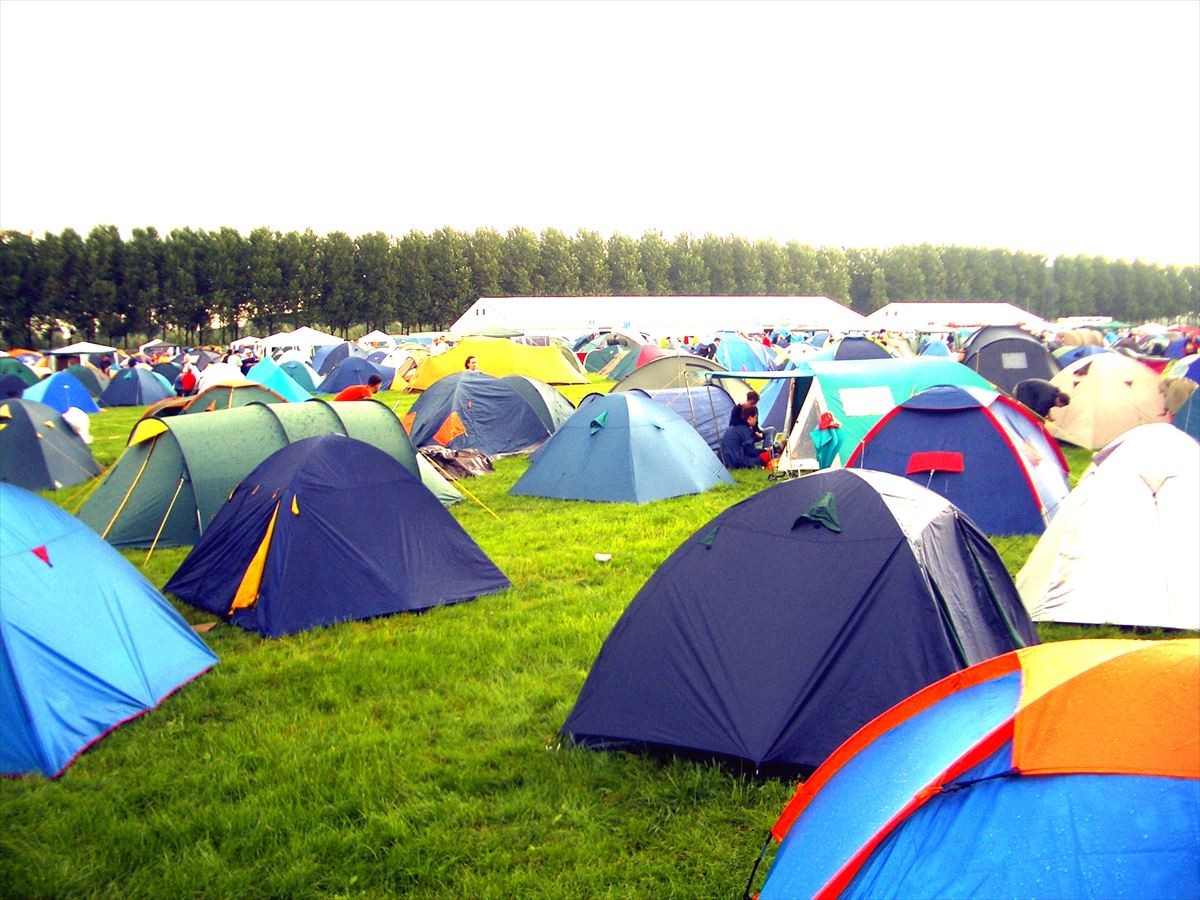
[[838, 386, 896, 416], [1001, 352, 1028, 369]]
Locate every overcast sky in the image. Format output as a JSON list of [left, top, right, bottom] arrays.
[[1, 0, 1197, 266]]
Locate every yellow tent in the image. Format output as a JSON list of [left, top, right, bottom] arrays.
[[409, 337, 587, 391]]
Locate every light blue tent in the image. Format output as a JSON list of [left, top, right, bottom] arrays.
[[247, 357, 311, 402], [511, 392, 733, 503], [22, 371, 101, 414], [0, 484, 217, 777]]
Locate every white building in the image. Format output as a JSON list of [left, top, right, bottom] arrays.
[[450, 295, 868, 338]]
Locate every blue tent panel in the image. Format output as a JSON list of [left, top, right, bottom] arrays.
[[0, 484, 217, 777], [246, 357, 311, 402]]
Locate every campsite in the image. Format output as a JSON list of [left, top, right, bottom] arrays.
[[2, 364, 1194, 898]]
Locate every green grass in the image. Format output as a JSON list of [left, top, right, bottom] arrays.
[[1, 389, 1190, 897]]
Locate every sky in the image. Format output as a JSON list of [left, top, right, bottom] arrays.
[[1, 0, 1197, 267]]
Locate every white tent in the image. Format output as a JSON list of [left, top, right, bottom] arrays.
[[45, 341, 118, 356], [1017, 423, 1199, 630], [230, 336, 261, 349], [862, 302, 1049, 332], [1047, 352, 1169, 449], [259, 326, 343, 351]]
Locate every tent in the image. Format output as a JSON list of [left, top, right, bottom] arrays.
[[195, 362, 250, 392], [140, 382, 288, 420], [79, 401, 424, 548], [848, 385, 1070, 535], [151, 362, 181, 385], [634, 384, 737, 454], [313, 340, 370, 376], [408, 337, 587, 390], [0, 399, 101, 491], [22, 371, 101, 414], [99, 368, 175, 407], [245, 357, 312, 402], [65, 363, 108, 397], [583, 344, 622, 373], [1017, 423, 1199, 630], [0, 357, 39, 387], [403, 372, 554, 456], [1047, 352, 1170, 449], [810, 335, 893, 361], [0, 374, 26, 399], [756, 639, 1199, 899], [560, 468, 1037, 774], [1163, 352, 1200, 385], [1052, 343, 1109, 367], [1173, 385, 1200, 440], [0, 484, 217, 777], [44, 341, 117, 357], [317, 357, 394, 394], [279, 360, 321, 393], [511, 392, 733, 503], [613, 354, 752, 402], [960, 324, 1058, 394], [164, 435, 509, 637], [713, 331, 774, 372], [499, 375, 576, 433], [604, 343, 669, 381], [767, 358, 994, 472], [258, 326, 343, 353]]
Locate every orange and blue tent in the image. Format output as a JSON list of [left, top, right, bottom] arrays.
[[755, 639, 1200, 899]]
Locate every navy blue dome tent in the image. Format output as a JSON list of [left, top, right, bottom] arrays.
[[404, 371, 553, 456], [560, 468, 1037, 774], [847, 384, 1070, 535], [165, 435, 510, 637], [318, 357, 394, 394], [960, 325, 1058, 395]]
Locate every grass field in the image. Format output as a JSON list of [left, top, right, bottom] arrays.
[[0, 386, 1188, 898]]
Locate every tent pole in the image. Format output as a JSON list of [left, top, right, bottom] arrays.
[[143, 475, 187, 567], [423, 453, 500, 521], [100, 440, 159, 539]]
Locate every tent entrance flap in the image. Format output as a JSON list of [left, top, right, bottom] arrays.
[[230, 501, 282, 613]]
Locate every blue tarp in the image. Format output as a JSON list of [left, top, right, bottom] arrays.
[[0, 484, 217, 777]]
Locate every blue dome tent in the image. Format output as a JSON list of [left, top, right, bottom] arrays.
[[23, 371, 101, 414], [404, 372, 553, 456], [1, 484, 217, 777], [165, 435, 509, 637], [511, 392, 733, 503], [560, 469, 1037, 774]]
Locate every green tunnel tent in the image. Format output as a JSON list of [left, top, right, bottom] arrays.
[[78, 401, 422, 548]]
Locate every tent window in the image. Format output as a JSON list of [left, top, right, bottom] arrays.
[[1000, 352, 1028, 369], [838, 386, 894, 417]]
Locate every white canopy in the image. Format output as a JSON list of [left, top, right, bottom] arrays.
[[258, 326, 343, 350], [230, 335, 261, 349], [46, 341, 118, 356]]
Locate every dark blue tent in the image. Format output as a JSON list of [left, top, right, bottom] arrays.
[[811, 335, 893, 361], [23, 371, 101, 414], [634, 384, 735, 454], [99, 368, 175, 407], [0, 399, 101, 491], [1173, 387, 1200, 441], [1052, 344, 1108, 367], [848, 385, 1071, 535], [405, 372, 551, 456], [313, 341, 369, 376], [165, 435, 509, 637], [560, 468, 1037, 774], [1, 484, 217, 777], [317, 357, 395, 394], [0, 373, 26, 399], [511, 392, 732, 503], [961, 325, 1058, 395]]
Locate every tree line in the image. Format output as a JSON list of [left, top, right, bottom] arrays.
[[0, 225, 1196, 348]]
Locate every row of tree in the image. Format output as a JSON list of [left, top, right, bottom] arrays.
[[0, 226, 1195, 348]]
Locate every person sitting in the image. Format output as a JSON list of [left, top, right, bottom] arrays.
[[728, 391, 764, 442], [1013, 378, 1070, 419], [721, 407, 766, 469], [333, 373, 383, 402]]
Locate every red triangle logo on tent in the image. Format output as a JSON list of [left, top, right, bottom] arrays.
[[31, 545, 51, 566]]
